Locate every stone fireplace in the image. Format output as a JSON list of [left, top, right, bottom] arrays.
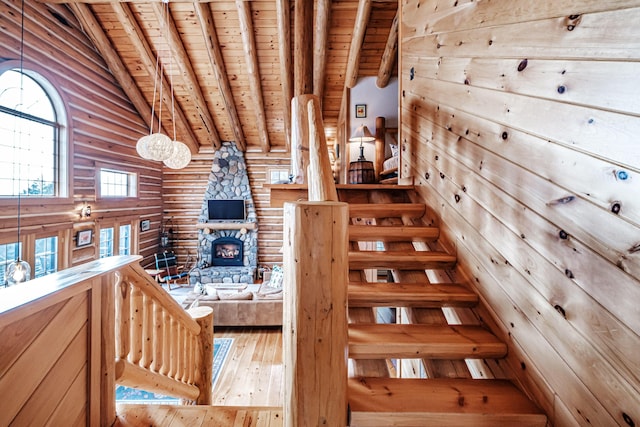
[[190, 142, 258, 284]]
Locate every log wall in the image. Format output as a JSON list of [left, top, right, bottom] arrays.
[[0, 1, 163, 268], [400, 1, 640, 426]]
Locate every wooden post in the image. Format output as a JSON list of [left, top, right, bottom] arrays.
[[375, 116, 386, 180], [291, 94, 317, 183], [187, 306, 214, 405], [283, 201, 349, 427]]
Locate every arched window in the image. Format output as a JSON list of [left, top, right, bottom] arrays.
[[0, 67, 67, 197]]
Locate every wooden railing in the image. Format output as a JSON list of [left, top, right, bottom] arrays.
[[283, 94, 349, 426], [113, 261, 213, 406], [0, 255, 213, 427]]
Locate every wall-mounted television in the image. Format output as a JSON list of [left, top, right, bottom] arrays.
[[207, 199, 246, 221]]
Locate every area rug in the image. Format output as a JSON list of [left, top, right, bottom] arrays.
[[115, 337, 233, 403]]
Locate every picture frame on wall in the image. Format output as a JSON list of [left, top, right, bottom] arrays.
[[140, 219, 151, 232], [76, 229, 93, 247], [355, 104, 367, 118]]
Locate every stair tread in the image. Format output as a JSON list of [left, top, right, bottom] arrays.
[[348, 377, 546, 426], [349, 250, 456, 270], [348, 324, 507, 359], [349, 203, 425, 218], [349, 225, 439, 242], [348, 282, 478, 308]]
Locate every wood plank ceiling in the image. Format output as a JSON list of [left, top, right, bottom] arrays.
[[51, 0, 398, 155]]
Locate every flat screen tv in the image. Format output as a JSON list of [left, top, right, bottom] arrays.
[[207, 199, 246, 221]]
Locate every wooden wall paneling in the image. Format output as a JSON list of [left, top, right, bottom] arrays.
[[402, 0, 640, 36], [404, 117, 640, 386], [402, 114, 640, 425], [0, 293, 88, 425], [405, 149, 629, 425], [401, 87, 640, 279], [402, 8, 640, 60]]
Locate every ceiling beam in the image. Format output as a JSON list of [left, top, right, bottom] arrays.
[[376, 9, 398, 88], [68, 3, 172, 145], [276, 0, 292, 152], [313, 0, 331, 108], [345, 0, 372, 89], [236, 0, 270, 153], [194, 2, 246, 151], [111, 2, 199, 153], [150, 2, 221, 150], [294, 0, 313, 96]]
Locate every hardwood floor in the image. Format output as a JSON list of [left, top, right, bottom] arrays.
[[212, 326, 284, 407], [115, 326, 285, 426]]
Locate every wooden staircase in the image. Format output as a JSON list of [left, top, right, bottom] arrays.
[[339, 184, 547, 426]]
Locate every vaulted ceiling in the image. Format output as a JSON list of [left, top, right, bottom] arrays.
[[52, 0, 398, 154]]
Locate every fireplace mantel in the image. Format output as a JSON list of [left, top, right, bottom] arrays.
[[196, 222, 257, 231]]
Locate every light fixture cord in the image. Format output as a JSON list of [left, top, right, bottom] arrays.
[[16, 0, 26, 260]]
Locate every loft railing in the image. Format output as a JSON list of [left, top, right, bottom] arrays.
[[0, 255, 213, 427], [283, 94, 349, 426], [113, 261, 213, 405]]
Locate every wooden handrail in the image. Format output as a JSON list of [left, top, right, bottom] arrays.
[[113, 262, 213, 404]]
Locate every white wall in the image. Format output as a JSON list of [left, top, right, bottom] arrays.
[[349, 76, 398, 162]]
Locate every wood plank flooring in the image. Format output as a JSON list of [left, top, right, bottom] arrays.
[[115, 326, 284, 426], [212, 326, 283, 407]]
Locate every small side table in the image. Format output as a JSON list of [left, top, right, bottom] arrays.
[[144, 268, 163, 283]]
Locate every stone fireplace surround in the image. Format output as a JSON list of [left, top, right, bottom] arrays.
[[190, 142, 258, 285]]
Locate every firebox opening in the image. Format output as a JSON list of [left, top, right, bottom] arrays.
[[211, 237, 244, 267]]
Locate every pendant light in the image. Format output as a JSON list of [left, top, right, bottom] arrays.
[[136, 0, 191, 169], [5, 0, 31, 286]]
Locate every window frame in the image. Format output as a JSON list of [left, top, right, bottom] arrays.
[[96, 163, 139, 200], [0, 61, 71, 204]]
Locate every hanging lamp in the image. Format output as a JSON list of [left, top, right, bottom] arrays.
[[5, 0, 31, 286], [136, 0, 190, 168]]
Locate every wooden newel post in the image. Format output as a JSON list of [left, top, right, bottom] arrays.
[[290, 94, 319, 184], [283, 201, 349, 427], [187, 306, 214, 405]]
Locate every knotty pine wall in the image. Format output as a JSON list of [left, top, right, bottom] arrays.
[[400, 1, 640, 426], [0, 1, 163, 269]]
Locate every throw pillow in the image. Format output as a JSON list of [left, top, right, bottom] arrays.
[[266, 265, 284, 290]]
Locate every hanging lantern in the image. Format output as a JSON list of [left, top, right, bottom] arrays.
[[144, 132, 173, 161], [5, 258, 31, 286], [163, 140, 192, 169], [136, 134, 153, 159]]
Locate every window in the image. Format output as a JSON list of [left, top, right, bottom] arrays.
[[100, 227, 114, 258], [100, 169, 137, 198], [119, 225, 131, 255], [268, 168, 290, 184], [0, 242, 21, 286], [35, 236, 58, 278], [0, 67, 67, 197]]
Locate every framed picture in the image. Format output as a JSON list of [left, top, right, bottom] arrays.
[[76, 229, 93, 247], [140, 219, 151, 232], [355, 104, 367, 118]]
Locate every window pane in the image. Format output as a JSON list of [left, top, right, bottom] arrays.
[[100, 228, 114, 258], [119, 224, 131, 255], [35, 236, 58, 278], [0, 69, 58, 197], [100, 169, 136, 197]]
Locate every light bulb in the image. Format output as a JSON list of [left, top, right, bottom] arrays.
[[6, 259, 31, 286]]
